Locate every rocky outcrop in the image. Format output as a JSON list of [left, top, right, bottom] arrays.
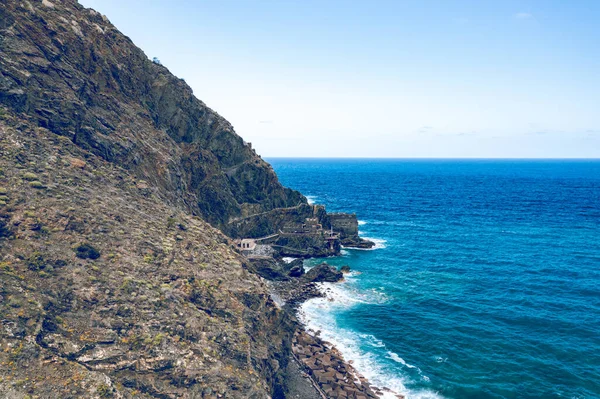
[[287, 259, 305, 278], [328, 213, 374, 249], [247, 258, 289, 281], [247, 258, 309, 281], [0, 0, 305, 231], [303, 264, 344, 283]]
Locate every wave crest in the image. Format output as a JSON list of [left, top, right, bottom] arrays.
[[298, 280, 445, 399]]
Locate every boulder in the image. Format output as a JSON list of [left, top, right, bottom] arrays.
[[303, 263, 343, 283], [286, 258, 305, 277]]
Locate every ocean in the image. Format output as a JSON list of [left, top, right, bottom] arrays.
[[267, 159, 600, 399]]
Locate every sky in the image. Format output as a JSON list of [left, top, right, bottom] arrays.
[[79, 0, 600, 158]]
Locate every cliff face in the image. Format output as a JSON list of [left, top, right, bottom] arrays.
[[0, 1, 304, 397], [0, 117, 293, 398], [0, 0, 305, 229]]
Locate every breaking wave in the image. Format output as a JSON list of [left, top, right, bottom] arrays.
[[299, 279, 445, 399]]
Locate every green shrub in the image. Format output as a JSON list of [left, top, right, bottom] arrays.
[[29, 181, 46, 189], [22, 172, 38, 181], [97, 384, 113, 398], [26, 252, 45, 271], [167, 217, 177, 228]]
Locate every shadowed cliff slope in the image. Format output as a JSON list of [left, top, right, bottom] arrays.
[[0, 0, 305, 230]]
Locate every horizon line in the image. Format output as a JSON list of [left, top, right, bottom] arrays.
[[263, 156, 600, 160]]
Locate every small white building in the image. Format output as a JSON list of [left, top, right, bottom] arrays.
[[235, 238, 257, 255]]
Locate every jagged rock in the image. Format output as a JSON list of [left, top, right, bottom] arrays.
[[341, 237, 376, 249], [248, 258, 289, 281], [286, 258, 305, 277], [288, 264, 305, 277], [304, 263, 344, 283]]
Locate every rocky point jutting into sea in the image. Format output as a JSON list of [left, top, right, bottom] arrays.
[[0, 1, 386, 398]]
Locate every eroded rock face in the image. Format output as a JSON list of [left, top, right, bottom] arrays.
[[0, 114, 293, 398], [0, 0, 305, 230]]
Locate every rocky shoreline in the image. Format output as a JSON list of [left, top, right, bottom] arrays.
[[265, 257, 405, 399], [0, 1, 391, 397]]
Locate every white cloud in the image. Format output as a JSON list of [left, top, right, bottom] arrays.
[[514, 12, 533, 19]]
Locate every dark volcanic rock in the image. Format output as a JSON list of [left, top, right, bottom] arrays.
[[248, 258, 306, 281], [341, 237, 376, 249], [288, 264, 305, 278], [74, 243, 101, 259], [248, 258, 289, 281], [304, 263, 344, 283], [286, 258, 306, 278]]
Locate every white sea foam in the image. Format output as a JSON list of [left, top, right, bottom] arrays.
[[387, 352, 417, 369], [282, 257, 297, 263], [364, 237, 387, 249], [306, 195, 317, 204], [299, 280, 446, 399], [360, 333, 386, 348], [344, 235, 387, 250], [358, 220, 368, 226]]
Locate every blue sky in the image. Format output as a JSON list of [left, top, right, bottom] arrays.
[[80, 0, 600, 158]]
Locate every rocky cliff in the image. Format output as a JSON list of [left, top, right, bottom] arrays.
[[0, 116, 294, 398], [0, 0, 310, 397], [0, 0, 305, 230]]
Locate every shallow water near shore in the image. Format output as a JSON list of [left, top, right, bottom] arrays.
[[268, 158, 600, 399]]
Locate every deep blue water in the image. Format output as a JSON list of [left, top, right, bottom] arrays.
[[267, 159, 600, 399]]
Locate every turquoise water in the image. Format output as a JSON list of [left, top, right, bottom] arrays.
[[268, 159, 600, 399]]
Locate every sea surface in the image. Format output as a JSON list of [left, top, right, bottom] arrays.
[[267, 159, 600, 399]]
